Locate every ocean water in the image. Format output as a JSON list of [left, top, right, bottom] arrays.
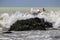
[[0, 30, 60, 40], [0, 7, 60, 40]]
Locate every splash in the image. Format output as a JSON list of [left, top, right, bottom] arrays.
[[37, 10, 60, 29], [0, 9, 60, 31]]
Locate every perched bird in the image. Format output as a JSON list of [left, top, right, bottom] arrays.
[[43, 8, 46, 11]]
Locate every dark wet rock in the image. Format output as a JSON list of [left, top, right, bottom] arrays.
[[8, 17, 53, 31], [3, 31, 12, 33]]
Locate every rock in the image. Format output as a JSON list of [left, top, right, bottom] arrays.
[[3, 31, 12, 33], [8, 17, 53, 31]]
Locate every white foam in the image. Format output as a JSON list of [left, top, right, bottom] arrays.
[[0, 10, 60, 30]]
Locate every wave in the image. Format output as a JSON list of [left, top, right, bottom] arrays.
[[0, 10, 60, 31]]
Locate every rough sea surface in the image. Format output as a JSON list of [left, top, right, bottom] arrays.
[[0, 9, 60, 40], [0, 30, 60, 40]]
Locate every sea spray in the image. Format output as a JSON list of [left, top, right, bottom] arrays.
[[0, 10, 60, 31], [38, 10, 60, 29], [0, 13, 9, 28]]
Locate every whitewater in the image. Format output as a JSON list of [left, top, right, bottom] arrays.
[[0, 9, 60, 40], [0, 10, 60, 30]]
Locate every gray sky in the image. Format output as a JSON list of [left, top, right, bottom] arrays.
[[0, 0, 60, 7]]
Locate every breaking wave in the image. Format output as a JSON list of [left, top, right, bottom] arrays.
[[0, 10, 60, 30]]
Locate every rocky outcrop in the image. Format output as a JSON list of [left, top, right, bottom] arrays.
[[8, 17, 53, 31]]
